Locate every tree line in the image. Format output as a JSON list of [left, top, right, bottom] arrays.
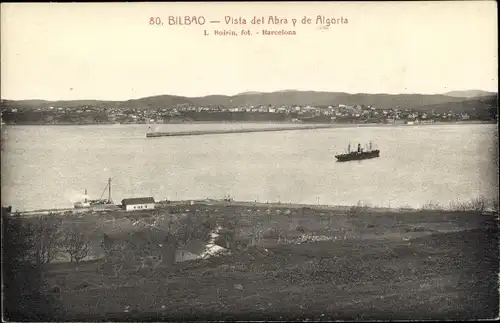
[[2, 210, 70, 320]]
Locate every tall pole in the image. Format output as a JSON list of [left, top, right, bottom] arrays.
[[108, 178, 112, 203]]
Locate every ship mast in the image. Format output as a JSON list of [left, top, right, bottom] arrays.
[[85, 189, 88, 203], [99, 178, 113, 203], [108, 178, 112, 203]]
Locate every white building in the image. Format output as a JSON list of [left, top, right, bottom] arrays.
[[121, 197, 155, 211]]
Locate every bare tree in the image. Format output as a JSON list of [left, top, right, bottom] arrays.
[[250, 221, 266, 246], [449, 196, 487, 214], [270, 215, 285, 244], [29, 214, 63, 266], [101, 236, 135, 277], [328, 217, 344, 241], [275, 214, 299, 243], [62, 225, 92, 264], [348, 201, 367, 216], [173, 212, 216, 247], [218, 213, 241, 250], [2, 209, 57, 320], [470, 196, 486, 214]]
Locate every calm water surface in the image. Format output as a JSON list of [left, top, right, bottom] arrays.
[[1, 123, 498, 211]]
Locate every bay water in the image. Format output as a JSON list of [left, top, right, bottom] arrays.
[[1, 123, 497, 211]]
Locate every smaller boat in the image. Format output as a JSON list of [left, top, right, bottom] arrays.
[[335, 141, 380, 162], [74, 188, 91, 208], [74, 178, 114, 209]]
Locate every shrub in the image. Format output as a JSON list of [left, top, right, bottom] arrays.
[[263, 228, 280, 240], [449, 196, 486, 214], [296, 226, 306, 233], [348, 201, 369, 215], [421, 201, 441, 210]]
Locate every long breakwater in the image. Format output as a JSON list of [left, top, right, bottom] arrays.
[[146, 125, 336, 138], [144, 122, 471, 138]]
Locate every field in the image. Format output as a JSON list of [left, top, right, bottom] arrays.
[[16, 203, 500, 320]]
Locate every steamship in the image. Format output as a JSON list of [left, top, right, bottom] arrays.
[[335, 142, 380, 162]]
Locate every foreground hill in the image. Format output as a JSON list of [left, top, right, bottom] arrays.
[[16, 203, 498, 321]]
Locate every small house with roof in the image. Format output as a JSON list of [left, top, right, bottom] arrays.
[[121, 197, 155, 211]]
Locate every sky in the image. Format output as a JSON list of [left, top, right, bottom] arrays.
[[1, 1, 498, 101]]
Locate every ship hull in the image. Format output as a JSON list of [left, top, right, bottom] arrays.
[[74, 202, 91, 209], [335, 150, 380, 162], [74, 202, 116, 209]]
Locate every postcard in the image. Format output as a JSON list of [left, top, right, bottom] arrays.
[[1, 2, 498, 321]]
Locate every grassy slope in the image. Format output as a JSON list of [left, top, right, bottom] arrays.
[[41, 206, 498, 321]]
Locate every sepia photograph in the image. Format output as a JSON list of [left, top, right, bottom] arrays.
[[1, 1, 498, 321]]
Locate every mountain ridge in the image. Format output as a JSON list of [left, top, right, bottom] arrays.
[[1, 90, 497, 111], [443, 90, 496, 98]]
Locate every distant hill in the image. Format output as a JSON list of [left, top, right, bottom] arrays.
[[443, 90, 496, 98], [412, 95, 498, 118], [1, 90, 497, 113], [201, 91, 470, 109], [1, 99, 115, 109], [235, 91, 263, 95]]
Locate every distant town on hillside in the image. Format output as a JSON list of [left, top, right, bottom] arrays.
[[0, 90, 497, 125]]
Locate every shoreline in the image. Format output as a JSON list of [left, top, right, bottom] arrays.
[[1, 120, 496, 127], [15, 198, 497, 217]]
